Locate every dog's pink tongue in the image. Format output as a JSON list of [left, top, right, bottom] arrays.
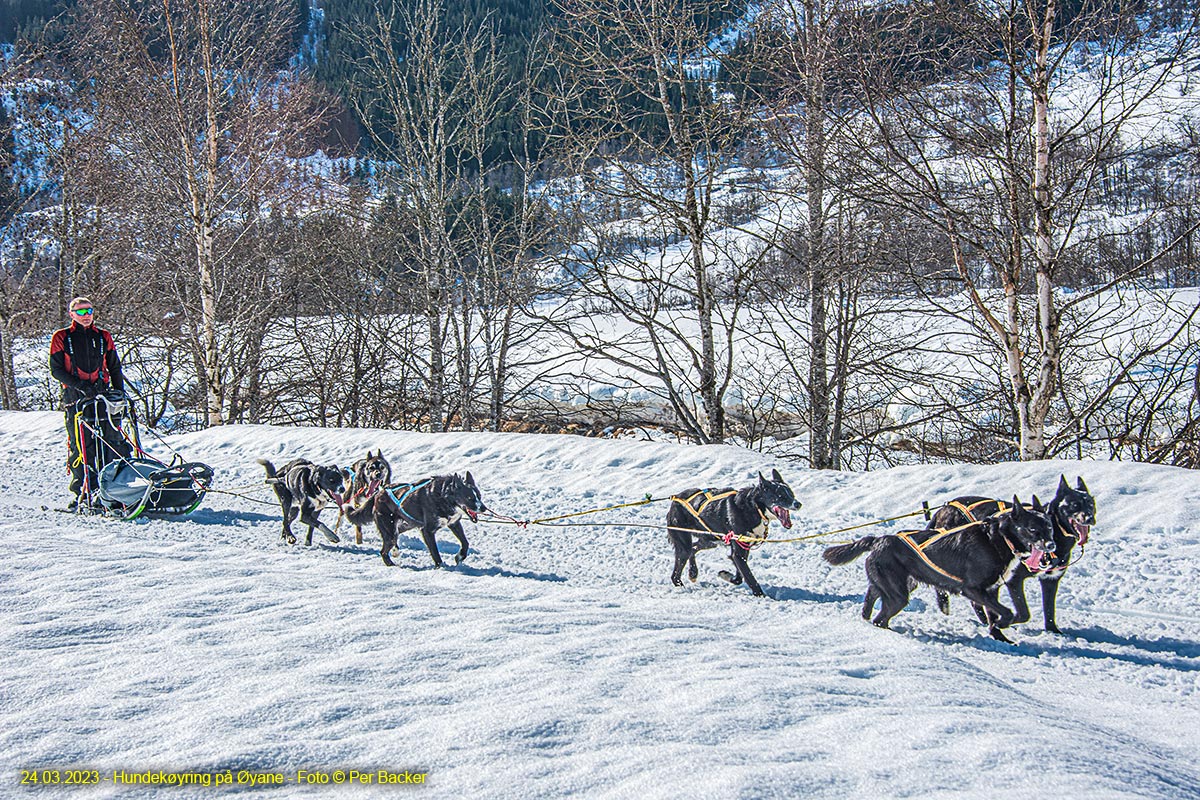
[[1023, 547, 1046, 572], [1073, 521, 1090, 545], [773, 506, 792, 529]]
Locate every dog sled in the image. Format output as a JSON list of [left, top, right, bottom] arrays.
[[71, 393, 214, 519]]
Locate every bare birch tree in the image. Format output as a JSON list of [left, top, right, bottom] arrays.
[[460, 33, 561, 432], [348, 0, 512, 431], [548, 0, 752, 443], [849, 0, 1200, 459], [72, 0, 326, 426], [745, 0, 862, 467]]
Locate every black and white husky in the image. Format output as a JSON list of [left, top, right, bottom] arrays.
[[823, 497, 1057, 643], [667, 469, 803, 597], [372, 472, 488, 567], [258, 458, 348, 546], [929, 476, 1096, 633]]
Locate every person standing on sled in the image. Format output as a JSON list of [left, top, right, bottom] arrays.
[[49, 297, 128, 509]]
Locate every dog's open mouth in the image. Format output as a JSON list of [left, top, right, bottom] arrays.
[[1023, 545, 1055, 572], [1071, 517, 1091, 546], [772, 505, 793, 529], [328, 490, 345, 508], [464, 508, 479, 523]]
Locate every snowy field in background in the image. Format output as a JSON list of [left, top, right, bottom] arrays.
[[12, 285, 1200, 466], [1, 410, 1198, 798]]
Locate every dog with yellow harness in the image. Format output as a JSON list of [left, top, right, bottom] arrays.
[[822, 496, 1057, 643], [927, 476, 1096, 633], [667, 469, 802, 597]]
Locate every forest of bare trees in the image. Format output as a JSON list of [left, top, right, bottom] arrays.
[[1, 0, 1198, 469]]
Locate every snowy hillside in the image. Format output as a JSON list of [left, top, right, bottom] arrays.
[[1, 411, 1197, 798]]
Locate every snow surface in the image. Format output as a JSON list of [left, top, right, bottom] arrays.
[[1, 411, 1198, 798]]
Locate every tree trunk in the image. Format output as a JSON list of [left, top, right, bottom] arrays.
[[427, 306, 446, 431], [1022, 0, 1060, 460], [195, 222, 224, 427], [0, 317, 19, 410], [805, 0, 833, 468], [689, 217, 723, 443], [489, 306, 514, 432], [199, 2, 225, 427], [457, 297, 474, 431]]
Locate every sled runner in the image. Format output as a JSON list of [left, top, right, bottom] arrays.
[[72, 393, 214, 519]]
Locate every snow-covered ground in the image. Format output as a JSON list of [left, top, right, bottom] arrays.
[[1, 411, 1197, 798]]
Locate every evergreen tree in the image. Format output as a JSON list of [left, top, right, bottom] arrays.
[[318, 0, 548, 165], [1, 0, 71, 43], [318, 0, 743, 165], [0, 101, 17, 229]]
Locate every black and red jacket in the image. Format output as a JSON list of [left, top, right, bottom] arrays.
[[49, 321, 125, 405]]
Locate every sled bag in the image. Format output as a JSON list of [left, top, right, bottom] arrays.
[[98, 457, 213, 516]]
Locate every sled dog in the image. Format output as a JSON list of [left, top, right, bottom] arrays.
[[667, 469, 802, 597], [258, 458, 347, 546], [823, 497, 1056, 643], [341, 450, 392, 545], [372, 472, 487, 567]]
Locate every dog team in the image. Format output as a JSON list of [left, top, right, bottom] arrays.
[[258, 451, 1096, 644]]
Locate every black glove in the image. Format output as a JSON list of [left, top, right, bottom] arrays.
[[78, 382, 101, 398]]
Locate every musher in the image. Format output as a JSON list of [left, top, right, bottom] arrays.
[[49, 297, 128, 509]]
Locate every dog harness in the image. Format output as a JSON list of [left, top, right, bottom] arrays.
[[897, 519, 1034, 584], [670, 489, 771, 550], [946, 499, 1009, 522], [895, 527, 968, 583], [911, 500, 1011, 582], [385, 480, 432, 524]]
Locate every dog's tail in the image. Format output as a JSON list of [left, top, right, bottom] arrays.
[[257, 458, 281, 484], [822, 537, 878, 566]]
